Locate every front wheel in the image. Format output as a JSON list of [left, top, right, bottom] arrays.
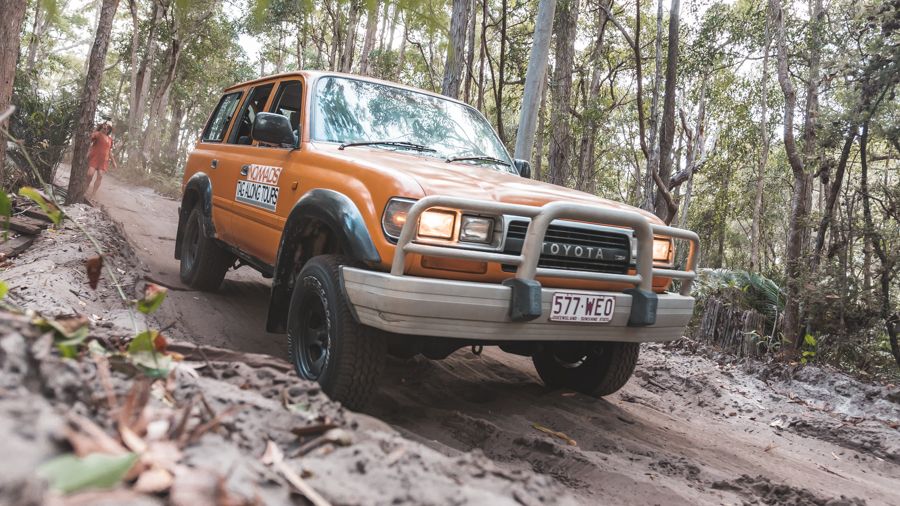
[[179, 206, 232, 290], [532, 341, 639, 396], [287, 255, 386, 410]]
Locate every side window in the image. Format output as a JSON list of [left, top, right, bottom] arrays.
[[229, 83, 274, 145], [202, 92, 242, 142], [270, 81, 302, 147]]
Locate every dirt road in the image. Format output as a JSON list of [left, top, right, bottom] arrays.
[[93, 174, 900, 505]]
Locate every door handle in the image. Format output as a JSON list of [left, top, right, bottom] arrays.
[[210, 159, 218, 169], [240, 164, 249, 176]]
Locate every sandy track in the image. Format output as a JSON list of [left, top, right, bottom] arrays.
[[92, 174, 900, 505]]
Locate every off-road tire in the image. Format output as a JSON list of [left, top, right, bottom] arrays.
[[287, 255, 386, 410], [532, 342, 639, 397], [179, 206, 232, 291]]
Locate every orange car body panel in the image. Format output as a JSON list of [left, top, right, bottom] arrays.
[[183, 71, 672, 292]]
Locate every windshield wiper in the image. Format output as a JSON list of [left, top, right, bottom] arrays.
[[339, 140, 436, 152], [446, 155, 511, 167]]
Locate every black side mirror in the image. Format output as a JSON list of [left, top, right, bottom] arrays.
[[251, 112, 296, 147], [514, 159, 532, 179]]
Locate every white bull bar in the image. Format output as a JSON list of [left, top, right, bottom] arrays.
[[389, 196, 700, 296], [340, 196, 699, 341]]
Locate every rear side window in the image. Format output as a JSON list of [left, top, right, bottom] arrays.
[[229, 84, 275, 145], [202, 92, 242, 142], [270, 81, 302, 146]]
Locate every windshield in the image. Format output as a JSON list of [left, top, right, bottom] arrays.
[[312, 76, 515, 173]]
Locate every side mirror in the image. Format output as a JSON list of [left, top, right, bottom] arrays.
[[251, 112, 296, 147], [514, 159, 532, 179]]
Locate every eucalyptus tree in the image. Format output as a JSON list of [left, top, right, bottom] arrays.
[[0, 0, 28, 181], [66, 0, 121, 204]]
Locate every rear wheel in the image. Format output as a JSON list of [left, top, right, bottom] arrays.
[[287, 255, 386, 410], [179, 206, 232, 290], [532, 341, 639, 396]]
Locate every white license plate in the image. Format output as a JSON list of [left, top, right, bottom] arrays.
[[549, 292, 616, 323]]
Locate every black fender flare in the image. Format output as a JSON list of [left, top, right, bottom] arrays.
[[174, 172, 215, 260], [266, 189, 381, 333]]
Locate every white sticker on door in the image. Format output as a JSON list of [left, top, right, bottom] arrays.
[[246, 164, 283, 185], [236, 180, 279, 211]]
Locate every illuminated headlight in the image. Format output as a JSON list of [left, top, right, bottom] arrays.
[[382, 198, 415, 238], [418, 210, 456, 239], [653, 237, 674, 263], [459, 215, 494, 243]]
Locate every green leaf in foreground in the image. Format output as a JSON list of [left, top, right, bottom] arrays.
[[18, 186, 63, 225], [127, 330, 158, 354], [127, 330, 171, 378], [136, 283, 168, 314], [37, 452, 137, 494], [0, 280, 8, 300]]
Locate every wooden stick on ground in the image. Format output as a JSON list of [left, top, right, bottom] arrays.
[[261, 440, 331, 506]]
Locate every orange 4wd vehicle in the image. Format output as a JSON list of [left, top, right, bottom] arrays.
[[176, 72, 700, 409]]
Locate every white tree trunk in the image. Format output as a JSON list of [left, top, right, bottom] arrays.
[[513, 0, 557, 163]]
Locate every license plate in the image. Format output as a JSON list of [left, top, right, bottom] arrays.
[[549, 292, 616, 323]]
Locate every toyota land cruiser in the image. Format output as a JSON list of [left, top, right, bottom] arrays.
[[176, 71, 700, 409]]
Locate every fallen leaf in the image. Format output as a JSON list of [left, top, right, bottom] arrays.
[[37, 452, 138, 494], [532, 423, 577, 446], [133, 467, 174, 494], [85, 255, 103, 289]]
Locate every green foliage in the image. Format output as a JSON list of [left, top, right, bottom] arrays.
[[136, 284, 168, 314], [18, 187, 63, 224], [127, 330, 172, 378], [7, 71, 78, 189], [693, 268, 784, 322], [37, 452, 138, 494], [801, 334, 818, 364], [34, 316, 90, 358]]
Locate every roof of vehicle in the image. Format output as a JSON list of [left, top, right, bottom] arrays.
[[223, 70, 469, 107]]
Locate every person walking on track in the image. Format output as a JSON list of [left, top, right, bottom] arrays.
[[86, 122, 117, 198]]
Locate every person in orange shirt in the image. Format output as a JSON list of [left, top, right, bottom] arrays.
[[86, 123, 117, 197]]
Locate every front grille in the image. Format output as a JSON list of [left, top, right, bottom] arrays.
[[502, 220, 631, 274]]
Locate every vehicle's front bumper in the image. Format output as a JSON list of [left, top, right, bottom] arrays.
[[342, 267, 695, 342]]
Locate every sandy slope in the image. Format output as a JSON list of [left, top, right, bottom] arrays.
[[89, 173, 900, 505]]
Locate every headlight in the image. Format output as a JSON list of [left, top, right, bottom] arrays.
[[418, 210, 456, 239], [653, 236, 674, 263], [382, 198, 415, 238], [459, 215, 494, 243]]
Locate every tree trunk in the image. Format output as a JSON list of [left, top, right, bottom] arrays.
[[547, 0, 579, 186], [463, 0, 478, 103], [476, 0, 487, 111], [0, 0, 26, 181], [534, 69, 549, 181], [66, 0, 121, 204], [25, 0, 51, 73], [142, 36, 182, 167], [126, 0, 161, 167], [642, 0, 665, 211], [340, 0, 361, 72], [771, 0, 817, 349], [359, 3, 378, 75], [441, 0, 470, 98], [574, 1, 610, 193], [652, 0, 680, 223], [513, 0, 557, 163], [750, 13, 771, 271], [859, 123, 900, 369]]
